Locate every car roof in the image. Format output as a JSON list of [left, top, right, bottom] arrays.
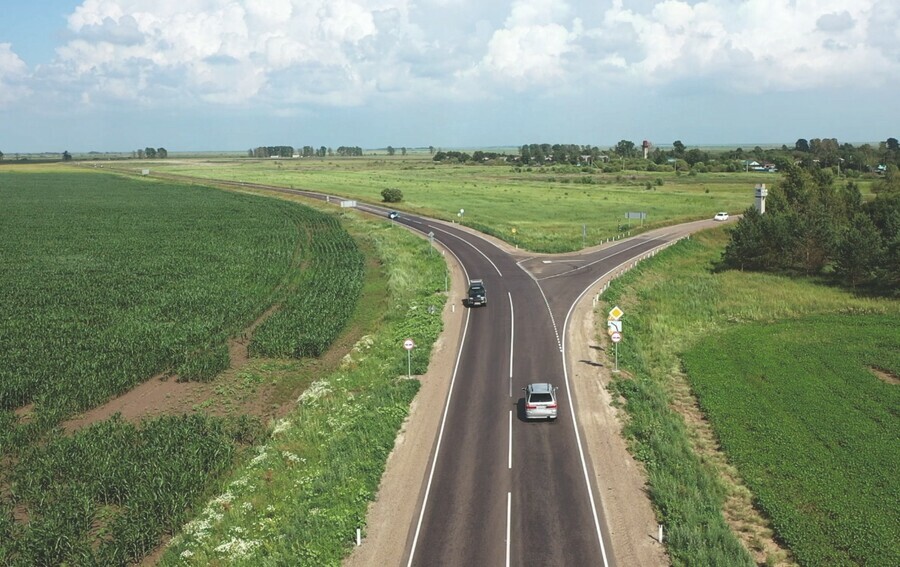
[[469, 279, 484, 285], [527, 383, 554, 393]]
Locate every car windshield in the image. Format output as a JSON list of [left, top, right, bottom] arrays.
[[529, 393, 553, 403]]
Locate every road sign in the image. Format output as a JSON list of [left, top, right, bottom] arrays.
[[611, 331, 622, 343], [403, 338, 415, 351], [607, 320, 622, 335], [608, 306, 624, 320]]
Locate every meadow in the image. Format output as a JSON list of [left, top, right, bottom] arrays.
[[600, 230, 899, 566], [119, 156, 776, 252]]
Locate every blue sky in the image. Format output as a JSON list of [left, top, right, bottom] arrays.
[[1, 0, 898, 153]]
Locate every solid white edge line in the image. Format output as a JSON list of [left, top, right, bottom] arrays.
[[560, 267, 618, 567], [506, 491, 512, 567], [406, 248, 473, 567]]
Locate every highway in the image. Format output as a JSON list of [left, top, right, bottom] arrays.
[[376, 211, 712, 567], [114, 170, 716, 565]]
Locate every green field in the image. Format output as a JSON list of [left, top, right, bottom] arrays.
[[0, 170, 370, 564], [115, 157, 778, 252], [683, 315, 899, 566], [601, 230, 899, 566]]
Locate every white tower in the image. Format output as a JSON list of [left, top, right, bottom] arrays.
[[754, 184, 767, 214]]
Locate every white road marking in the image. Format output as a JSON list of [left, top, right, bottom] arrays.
[[508, 410, 513, 470], [506, 492, 512, 567], [508, 291, 514, 398]]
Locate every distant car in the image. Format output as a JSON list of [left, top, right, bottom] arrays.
[[713, 212, 729, 221], [388, 211, 400, 220], [523, 383, 558, 420]]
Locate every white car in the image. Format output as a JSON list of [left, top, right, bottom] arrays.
[[523, 383, 558, 420], [713, 212, 729, 221]]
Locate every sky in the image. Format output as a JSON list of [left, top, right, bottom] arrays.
[[1, 0, 898, 153]]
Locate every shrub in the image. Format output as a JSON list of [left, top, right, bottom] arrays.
[[381, 187, 403, 203]]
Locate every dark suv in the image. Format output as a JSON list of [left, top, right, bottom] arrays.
[[467, 279, 487, 307]]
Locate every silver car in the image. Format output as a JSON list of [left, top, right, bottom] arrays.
[[523, 383, 558, 420]]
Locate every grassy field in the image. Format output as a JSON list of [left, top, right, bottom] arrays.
[[108, 156, 782, 252], [600, 229, 899, 566], [683, 315, 899, 566]]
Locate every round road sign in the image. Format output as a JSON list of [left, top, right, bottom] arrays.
[[610, 331, 622, 343], [403, 338, 416, 350]]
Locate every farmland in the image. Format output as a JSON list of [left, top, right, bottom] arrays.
[[0, 170, 369, 564], [683, 315, 899, 566]]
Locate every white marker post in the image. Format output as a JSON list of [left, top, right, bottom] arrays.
[[403, 338, 416, 378]]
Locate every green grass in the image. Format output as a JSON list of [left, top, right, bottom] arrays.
[[601, 229, 899, 566], [683, 315, 899, 566], [109, 158, 774, 252]]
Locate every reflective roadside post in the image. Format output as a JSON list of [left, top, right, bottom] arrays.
[[403, 338, 415, 378]]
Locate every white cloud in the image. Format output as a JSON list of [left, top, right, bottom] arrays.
[[0, 43, 30, 106], [12, 0, 900, 113]]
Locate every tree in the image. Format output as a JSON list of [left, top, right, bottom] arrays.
[[157, 147, 168, 158], [0, 150, 4, 160], [386, 146, 395, 156], [672, 140, 685, 157], [834, 213, 883, 287], [62, 150, 72, 161], [381, 187, 403, 203], [887, 137, 899, 152], [614, 140, 636, 158], [429, 146, 435, 155], [795, 138, 810, 152]]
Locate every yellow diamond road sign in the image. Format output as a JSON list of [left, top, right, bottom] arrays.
[[608, 306, 624, 320]]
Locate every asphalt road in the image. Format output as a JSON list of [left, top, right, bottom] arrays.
[[381, 213, 719, 567], [122, 170, 720, 566]]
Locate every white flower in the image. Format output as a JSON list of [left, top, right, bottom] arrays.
[[180, 549, 194, 559], [272, 419, 292, 436]]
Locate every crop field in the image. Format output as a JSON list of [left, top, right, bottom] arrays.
[[682, 315, 900, 566], [600, 230, 899, 566], [119, 156, 775, 252], [0, 170, 366, 564]]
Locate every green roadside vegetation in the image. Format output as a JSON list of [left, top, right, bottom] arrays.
[[0, 167, 446, 565], [600, 229, 899, 566]]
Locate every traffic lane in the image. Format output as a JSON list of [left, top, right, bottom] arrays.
[[509, 317, 605, 566], [407, 284, 513, 566]]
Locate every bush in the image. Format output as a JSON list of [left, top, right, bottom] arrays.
[[381, 187, 403, 203]]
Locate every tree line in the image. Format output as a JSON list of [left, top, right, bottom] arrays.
[[427, 138, 900, 175], [720, 163, 899, 293], [132, 148, 168, 159]]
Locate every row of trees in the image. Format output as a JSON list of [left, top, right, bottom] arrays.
[[721, 163, 899, 293], [132, 147, 168, 159]]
